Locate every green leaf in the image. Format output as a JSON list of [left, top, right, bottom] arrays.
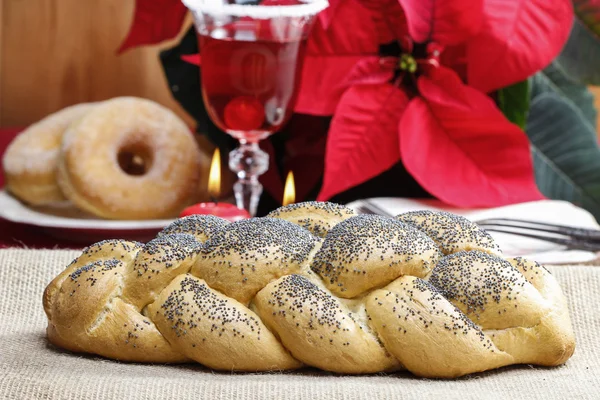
[[498, 80, 530, 129], [555, 18, 600, 85], [573, 0, 600, 37], [526, 92, 600, 221], [530, 62, 597, 131]]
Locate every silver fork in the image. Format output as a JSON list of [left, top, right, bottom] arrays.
[[354, 200, 393, 217], [354, 201, 600, 252], [476, 218, 600, 252]]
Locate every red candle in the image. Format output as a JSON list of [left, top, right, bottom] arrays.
[[180, 202, 250, 221], [179, 148, 250, 222]]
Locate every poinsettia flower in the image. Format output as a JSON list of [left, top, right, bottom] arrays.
[[120, 0, 573, 208], [316, 0, 574, 207]]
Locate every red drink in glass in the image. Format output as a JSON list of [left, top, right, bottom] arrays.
[[199, 30, 307, 141], [184, 0, 328, 216]]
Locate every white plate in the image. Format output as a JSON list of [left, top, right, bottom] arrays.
[[347, 198, 600, 265], [0, 190, 176, 243]]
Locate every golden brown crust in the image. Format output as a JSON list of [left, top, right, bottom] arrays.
[[43, 239, 186, 363], [311, 215, 442, 298], [494, 257, 576, 366], [192, 218, 321, 305], [43, 206, 576, 376], [366, 276, 513, 378], [254, 274, 401, 373], [157, 215, 230, 242], [267, 201, 357, 238], [396, 210, 501, 255], [121, 234, 203, 310], [43, 239, 144, 319], [429, 251, 545, 330], [148, 274, 301, 371]]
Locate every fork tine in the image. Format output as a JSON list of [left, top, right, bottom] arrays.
[[477, 221, 587, 240], [481, 227, 600, 252], [476, 218, 600, 242], [354, 201, 394, 216], [352, 207, 600, 251], [355, 204, 377, 215], [362, 200, 394, 217]]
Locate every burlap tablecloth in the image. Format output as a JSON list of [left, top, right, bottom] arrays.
[[1, 249, 599, 400]]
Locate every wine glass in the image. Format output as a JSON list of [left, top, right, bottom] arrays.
[[183, 0, 329, 216]]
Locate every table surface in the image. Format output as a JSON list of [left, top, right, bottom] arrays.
[[1, 248, 598, 400], [3, 129, 599, 398]]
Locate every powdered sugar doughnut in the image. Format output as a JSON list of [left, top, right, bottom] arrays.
[[57, 97, 207, 220], [2, 103, 94, 205]]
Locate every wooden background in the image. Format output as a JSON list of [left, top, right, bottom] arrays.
[[0, 0, 193, 128], [0, 0, 599, 130]]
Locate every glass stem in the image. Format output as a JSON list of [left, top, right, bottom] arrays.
[[228, 141, 269, 217]]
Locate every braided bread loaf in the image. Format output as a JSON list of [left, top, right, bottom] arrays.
[[43, 202, 575, 378]]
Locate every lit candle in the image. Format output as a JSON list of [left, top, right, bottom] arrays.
[[282, 171, 296, 206], [180, 148, 251, 221]]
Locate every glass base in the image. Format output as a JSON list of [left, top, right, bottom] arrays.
[[228, 142, 269, 217], [227, 130, 272, 142]]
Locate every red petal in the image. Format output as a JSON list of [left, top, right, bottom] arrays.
[[400, 67, 543, 207], [296, 0, 380, 115], [318, 0, 343, 29], [398, 0, 483, 45], [467, 0, 574, 93], [181, 54, 201, 66], [317, 84, 409, 201], [359, 0, 409, 43], [440, 44, 467, 81], [307, 0, 379, 56], [118, 0, 188, 53], [296, 0, 381, 115], [356, 0, 388, 8], [343, 56, 395, 86], [295, 55, 373, 115]]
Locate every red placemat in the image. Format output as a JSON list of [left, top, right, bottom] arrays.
[[0, 128, 82, 249]]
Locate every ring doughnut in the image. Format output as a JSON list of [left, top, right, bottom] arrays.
[[57, 97, 207, 220], [2, 103, 94, 205]]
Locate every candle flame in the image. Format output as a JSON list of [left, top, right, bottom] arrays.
[[208, 148, 221, 199], [283, 171, 296, 206]]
